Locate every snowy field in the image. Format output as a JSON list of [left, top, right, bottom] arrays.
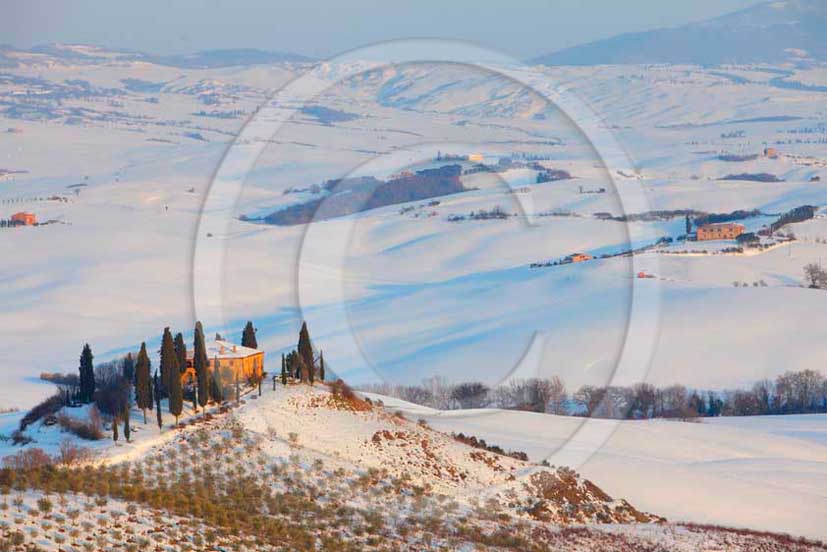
[[1, 44, 826, 542], [1, 49, 826, 409], [372, 392, 827, 540]]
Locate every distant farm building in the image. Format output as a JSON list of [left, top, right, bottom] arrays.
[[467, 153, 485, 163], [764, 147, 778, 159], [11, 212, 36, 226], [696, 223, 745, 241], [182, 340, 264, 386], [567, 253, 593, 263]]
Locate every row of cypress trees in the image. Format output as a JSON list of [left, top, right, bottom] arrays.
[[74, 320, 264, 442], [133, 320, 261, 428]]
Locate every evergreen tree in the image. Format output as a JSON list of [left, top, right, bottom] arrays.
[[685, 215, 692, 235], [281, 353, 287, 386], [298, 322, 314, 382], [319, 351, 325, 382], [241, 321, 258, 349], [112, 415, 119, 442], [123, 403, 131, 442], [193, 322, 210, 409], [154, 371, 163, 430], [122, 353, 135, 384], [147, 367, 154, 413], [78, 344, 95, 404], [174, 332, 187, 374], [167, 348, 183, 427], [291, 353, 308, 384], [159, 327, 178, 398], [135, 343, 152, 424]]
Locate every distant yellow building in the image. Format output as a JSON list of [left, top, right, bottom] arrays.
[[182, 340, 264, 386], [468, 153, 484, 163], [568, 253, 593, 263]]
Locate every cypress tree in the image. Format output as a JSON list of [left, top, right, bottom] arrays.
[[147, 366, 154, 413], [159, 327, 177, 398], [319, 351, 325, 382], [154, 371, 163, 430], [78, 344, 95, 404], [291, 353, 308, 384], [123, 403, 131, 442], [135, 343, 152, 424], [193, 322, 210, 409], [174, 332, 187, 375], [167, 349, 183, 427], [241, 321, 258, 349], [298, 322, 314, 381], [685, 215, 692, 235], [122, 353, 135, 384], [291, 351, 301, 380], [281, 353, 287, 386]]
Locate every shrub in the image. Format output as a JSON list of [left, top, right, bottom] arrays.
[[10, 430, 34, 446], [56, 438, 94, 466], [56, 407, 103, 440], [19, 393, 65, 432], [36, 497, 52, 515], [2, 448, 53, 470]]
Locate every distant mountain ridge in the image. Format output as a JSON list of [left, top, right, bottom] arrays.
[[0, 43, 312, 68], [534, 0, 827, 66]]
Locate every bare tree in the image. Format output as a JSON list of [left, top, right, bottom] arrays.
[[422, 376, 453, 409], [451, 382, 490, 409], [546, 377, 568, 415], [573, 385, 606, 417], [399, 385, 434, 406], [803, 263, 827, 289], [631, 383, 656, 419]]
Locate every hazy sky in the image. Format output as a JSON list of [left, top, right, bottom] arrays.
[[2, 0, 765, 59]]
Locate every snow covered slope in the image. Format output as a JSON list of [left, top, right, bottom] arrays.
[[4, 382, 825, 550], [376, 392, 827, 540]]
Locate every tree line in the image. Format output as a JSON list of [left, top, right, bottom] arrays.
[[360, 369, 827, 419]]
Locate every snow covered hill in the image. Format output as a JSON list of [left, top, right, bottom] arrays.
[[3, 382, 825, 550]]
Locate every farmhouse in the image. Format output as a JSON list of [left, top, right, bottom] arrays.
[[696, 222, 745, 241], [182, 340, 264, 386], [11, 212, 36, 225], [567, 253, 593, 263]]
